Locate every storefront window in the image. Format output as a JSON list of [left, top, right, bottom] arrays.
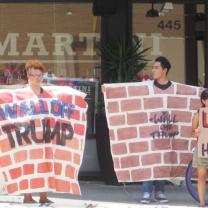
[[0, 2, 101, 85], [0, 2, 101, 137], [133, 3, 185, 83]]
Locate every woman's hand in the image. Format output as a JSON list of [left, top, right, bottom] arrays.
[[192, 127, 200, 138]]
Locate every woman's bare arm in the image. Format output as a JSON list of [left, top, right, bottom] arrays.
[[192, 112, 199, 138]]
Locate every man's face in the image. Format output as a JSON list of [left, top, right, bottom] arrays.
[[151, 61, 167, 80], [27, 68, 43, 86]]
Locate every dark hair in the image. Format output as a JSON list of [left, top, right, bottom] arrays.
[[155, 56, 171, 74], [201, 89, 208, 107]]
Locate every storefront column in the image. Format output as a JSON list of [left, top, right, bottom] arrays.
[[100, 0, 132, 83], [94, 0, 132, 184], [184, 3, 198, 86]]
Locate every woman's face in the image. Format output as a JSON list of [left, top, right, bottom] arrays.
[[27, 68, 43, 87], [202, 99, 208, 107]]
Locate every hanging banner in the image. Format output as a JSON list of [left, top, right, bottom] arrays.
[[103, 80, 202, 182], [0, 85, 87, 195]]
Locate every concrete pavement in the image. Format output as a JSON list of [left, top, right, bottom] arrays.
[[0, 181, 201, 208]]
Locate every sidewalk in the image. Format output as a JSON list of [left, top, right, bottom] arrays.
[[0, 181, 200, 208]]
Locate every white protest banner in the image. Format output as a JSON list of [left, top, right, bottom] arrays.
[[103, 80, 202, 182], [0, 85, 87, 195]]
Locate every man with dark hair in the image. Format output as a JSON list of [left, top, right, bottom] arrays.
[[140, 56, 171, 204], [152, 56, 171, 90], [155, 56, 171, 74]]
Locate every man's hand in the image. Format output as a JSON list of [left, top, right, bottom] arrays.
[[101, 85, 105, 94]]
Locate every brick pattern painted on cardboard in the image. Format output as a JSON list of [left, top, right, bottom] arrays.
[[0, 86, 87, 195], [103, 81, 201, 182]]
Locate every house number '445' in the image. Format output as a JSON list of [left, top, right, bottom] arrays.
[[157, 20, 181, 30]]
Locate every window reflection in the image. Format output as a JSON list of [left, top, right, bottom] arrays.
[[0, 3, 101, 85]]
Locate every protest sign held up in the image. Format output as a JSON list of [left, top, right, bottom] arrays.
[[0, 85, 87, 195], [103, 80, 202, 182]]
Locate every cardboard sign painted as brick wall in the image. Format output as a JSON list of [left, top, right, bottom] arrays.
[[0, 85, 87, 195], [103, 80, 202, 182], [198, 108, 208, 158]]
